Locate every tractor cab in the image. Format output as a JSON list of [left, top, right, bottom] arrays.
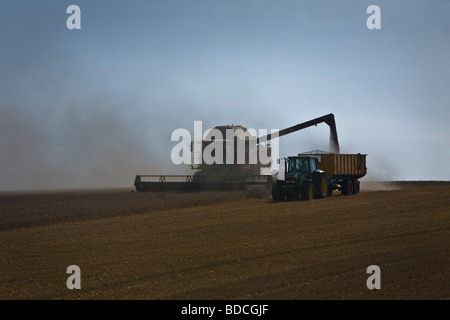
[[286, 156, 317, 174], [273, 155, 326, 201], [282, 156, 319, 190]]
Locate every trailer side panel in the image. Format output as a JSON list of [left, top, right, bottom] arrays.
[[298, 153, 367, 180]]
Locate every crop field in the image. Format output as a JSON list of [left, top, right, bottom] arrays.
[[0, 181, 449, 300]]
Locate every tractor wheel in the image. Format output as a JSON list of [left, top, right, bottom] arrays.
[[301, 182, 315, 201], [316, 174, 328, 199], [327, 185, 334, 197], [272, 181, 284, 201], [286, 193, 295, 201], [353, 180, 360, 194], [342, 179, 354, 195]]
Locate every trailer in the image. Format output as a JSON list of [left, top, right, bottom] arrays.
[[272, 151, 367, 201]]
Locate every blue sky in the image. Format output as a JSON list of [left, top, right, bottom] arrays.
[[1, 0, 449, 190]]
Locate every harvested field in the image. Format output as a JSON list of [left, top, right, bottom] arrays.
[[0, 181, 449, 300]]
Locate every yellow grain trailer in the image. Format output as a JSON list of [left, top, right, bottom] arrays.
[[299, 151, 367, 196]]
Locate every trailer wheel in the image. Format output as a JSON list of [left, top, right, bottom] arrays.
[[353, 180, 360, 194], [316, 174, 328, 199], [342, 179, 354, 195], [301, 182, 315, 201], [272, 181, 284, 201]]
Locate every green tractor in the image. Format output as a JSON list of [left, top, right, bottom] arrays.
[[272, 156, 329, 201]]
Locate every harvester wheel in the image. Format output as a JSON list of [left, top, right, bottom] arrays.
[[342, 179, 354, 195], [301, 182, 315, 201], [353, 180, 360, 194], [272, 181, 284, 201], [315, 174, 328, 199]]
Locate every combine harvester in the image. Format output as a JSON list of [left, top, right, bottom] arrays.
[[134, 113, 367, 196]]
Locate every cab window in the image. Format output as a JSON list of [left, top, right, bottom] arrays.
[[309, 157, 316, 171], [289, 158, 309, 172]]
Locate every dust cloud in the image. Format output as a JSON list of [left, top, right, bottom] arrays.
[[359, 153, 402, 191], [360, 181, 401, 191], [0, 101, 178, 191]]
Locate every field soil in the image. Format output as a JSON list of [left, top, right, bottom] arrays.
[[1, 181, 449, 300]]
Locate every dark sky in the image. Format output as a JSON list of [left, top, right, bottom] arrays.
[[1, 0, 449, 190]]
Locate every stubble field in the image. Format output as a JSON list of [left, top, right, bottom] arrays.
[[0, 181, 449, 300]]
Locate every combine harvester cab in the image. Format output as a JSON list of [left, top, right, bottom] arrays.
[[272, 151, 367, 201]]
